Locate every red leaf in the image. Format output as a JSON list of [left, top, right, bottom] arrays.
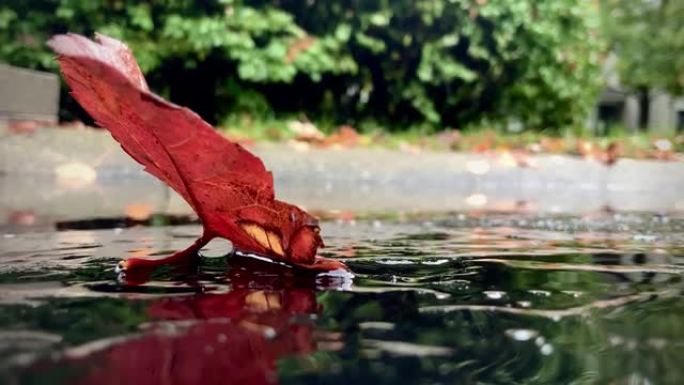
[[48, 33, 347, 278]]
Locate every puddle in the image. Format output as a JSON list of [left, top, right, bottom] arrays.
[[0, 212, 683, 384]]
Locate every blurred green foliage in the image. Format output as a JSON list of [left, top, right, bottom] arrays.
[[0, 0, 602, 131], [601, 0, 684, 96]]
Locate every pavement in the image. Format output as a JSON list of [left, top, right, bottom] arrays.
[[1, 127, 683, 231]]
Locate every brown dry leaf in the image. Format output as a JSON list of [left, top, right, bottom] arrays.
[[398, 141, 422, 155], [288, 120, 325, 144], [651, 139, 676, 161], [603, 141, 622, 166], [8, 210, 37, 226], [540, 137, 565, 153], [219, 131, 255, 146], [435, 129, 462, 150], [8, 120, 42, 134], [324, 125, 360, 148]]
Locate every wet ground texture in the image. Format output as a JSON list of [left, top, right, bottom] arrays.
[[1, 212, 683, 385]]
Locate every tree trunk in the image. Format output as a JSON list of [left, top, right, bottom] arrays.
[[637, 86, 650, 131]]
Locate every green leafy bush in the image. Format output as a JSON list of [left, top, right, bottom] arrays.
[[0, 0, 602, 131]]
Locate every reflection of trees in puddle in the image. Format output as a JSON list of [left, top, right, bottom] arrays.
[[311, 247, 683, 384], [419, 289, 678, 321], [295, 290, 683, 384], [2, 221, 683, 384]]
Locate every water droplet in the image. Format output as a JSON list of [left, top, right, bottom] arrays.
[[561, 290, 583, 298], [263, 327, 277, 340], [517, 301, 532, 308], [647, 338, 666, 349], [484, 290, 506, 300], [505, 329, 539, 341], [540, 343, 554, 355], [379, 259, 413, 265], [528, 290, 551, 297], [633, 234, 658, 242], [422, 259, 449, 265]]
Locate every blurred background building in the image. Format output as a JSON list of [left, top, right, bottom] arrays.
[[591, 53, 684, 135], [0, 64, 59, 126]]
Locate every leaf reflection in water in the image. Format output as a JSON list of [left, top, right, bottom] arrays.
[[23, 256, 350, 385]]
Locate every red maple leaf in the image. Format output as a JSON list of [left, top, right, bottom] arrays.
[[48, 33, 347, 282]]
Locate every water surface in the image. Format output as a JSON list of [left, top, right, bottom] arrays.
[[0, 212, 682, 384]]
